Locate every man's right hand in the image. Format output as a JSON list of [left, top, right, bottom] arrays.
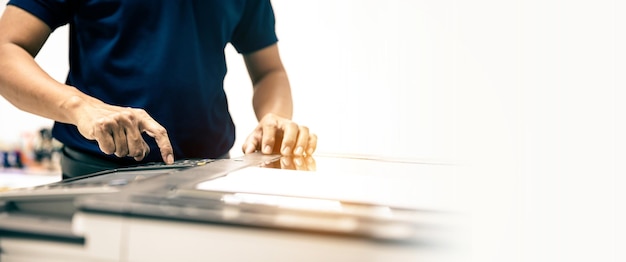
[[0, 6, 172, 165], [69, 97, 174, 164]]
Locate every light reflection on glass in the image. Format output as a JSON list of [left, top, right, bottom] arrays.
[[222, 193, 342, 212], [261, 156, 316, 171], [220, 193, 398, 220]]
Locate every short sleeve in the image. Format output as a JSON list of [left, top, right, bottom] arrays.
[[230, 0, 278, 54], [7, 0, 74, 30]]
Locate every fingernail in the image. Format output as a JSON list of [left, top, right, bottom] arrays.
[[281, 157, 290, 167], [263, 145, 272, 154], [282, 147, 291, 155], [294, 147, 303, 155], [306, 148, 314, 155], [294, 157, 303, 166], [167, 154, 174, 164]]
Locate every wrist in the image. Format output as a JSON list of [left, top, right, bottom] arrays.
[[58, 94, 88, 124]]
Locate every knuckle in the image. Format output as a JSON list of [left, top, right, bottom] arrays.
[[120, 110, 135, 121], [287, 122, 298, 130], [261, 116, 279, 127], [263, 134, 275, 142], [263, 136, 276, 145], [94, 118, 111, 128], [137, 109, 150, 118], [125, 130, 138, 140], [283, 137, 296, 145], [282, 134, 296, 144], [264, 120, 278, 129], [156, 127, 168, 137]]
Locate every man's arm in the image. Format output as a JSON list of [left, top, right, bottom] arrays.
[[245, 43, 293, 121], [0, 6, 173, 163], [241, 44, 317, 156], [0, 5, 83, 122]]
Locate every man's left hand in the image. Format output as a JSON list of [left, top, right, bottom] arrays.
[[242, 113, 317, 156]]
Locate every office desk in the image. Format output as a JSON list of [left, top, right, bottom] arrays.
[[0, 155, 463, 262]]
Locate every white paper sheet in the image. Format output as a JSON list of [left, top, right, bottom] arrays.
[[196, 165, 455, 210]]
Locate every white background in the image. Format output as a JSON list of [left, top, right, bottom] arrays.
[[0, 0, 623, 261]]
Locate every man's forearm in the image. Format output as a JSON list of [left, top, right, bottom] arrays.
[[251, 69, 293, 120], [0, 42, 91, 125]]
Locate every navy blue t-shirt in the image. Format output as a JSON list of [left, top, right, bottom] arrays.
[[7, 0, 278, 163]]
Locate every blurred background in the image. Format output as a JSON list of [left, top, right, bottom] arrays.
[[0, 1, 623, 261]]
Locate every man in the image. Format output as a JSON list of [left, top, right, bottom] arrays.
[[0, 0, 317, 178]]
